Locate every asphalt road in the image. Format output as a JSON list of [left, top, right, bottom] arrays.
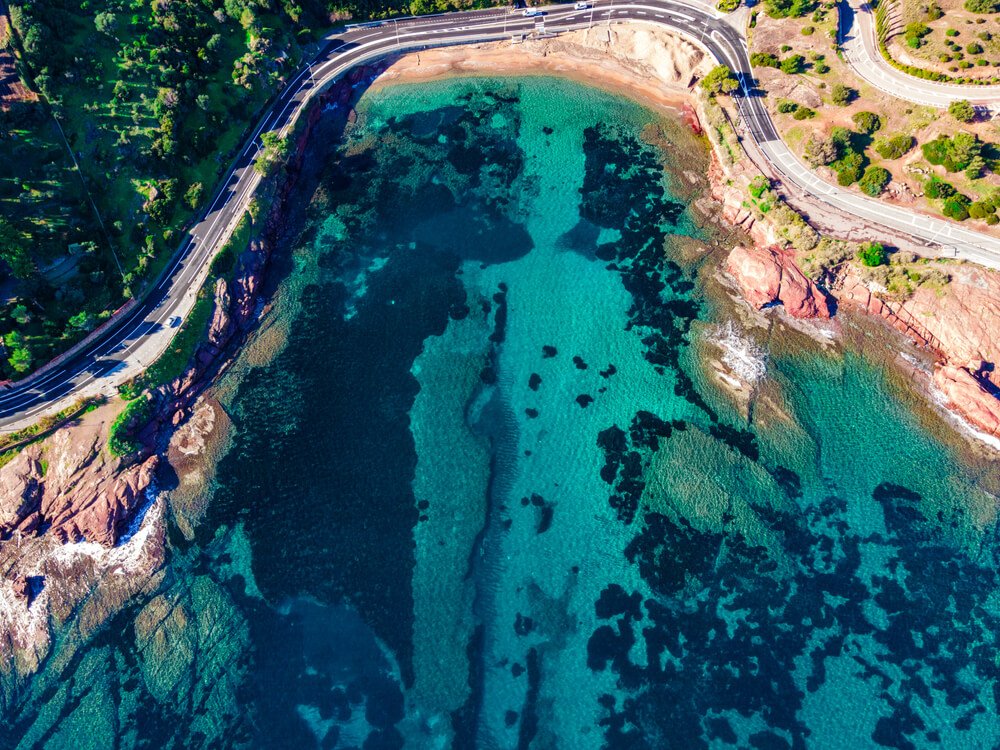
[[838, 0, 1000, 108], [2, 1, 1000, 430]]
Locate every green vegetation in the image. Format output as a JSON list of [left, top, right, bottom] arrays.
[[1, 0, 511, 384], [904, 21, 932, 48], [0, 397, 102, 455], [717, 0, 741, 12], [964, 0, 1000, 11], [777, 99, 799, 114], [780, 54, 806, 74], [107, 395, 153, 457], [254, 132, 291, 176], [851, 111, 882, 134], [831, 83, 855, 106], [857, 241, 888, 267], [701, 65, 740, 95], [792, 106, 816, 120], [858, 165, 892, 196], [763, 0, 814, 18], [829, 127, 868, 186], [921, 132, 989, 173], [874, 134, 915, 159], [803, 133, 837, 166], [948, 99, 977, 122]]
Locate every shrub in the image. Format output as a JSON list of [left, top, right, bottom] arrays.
[[751, 52, 781, 68], [802, 25, 815, 35], [780, 54, 807, 73], [948, 99, 976, 122], [831, 83, 855, 105], [718, 0, 741, 11], [964, 0, 1000, 11], [921, 132, 984, 172], [924, 177, 956, 199], [749, 175, 771, 199], [701, 65, 740, 95], [836, 152, 866, 185], [107, 396, 153, 457], [926, 3, 944, 19], [777, 99, 799, 113], [946, 28, 959, 36], [764, 0, 815, 18], [969, 200, 997, 219], [814, 60, 830, 73], [942, 195, 971, 220], [859, 165, 892, 196], [858, 241, 888, 267], [793, 106, 816, 119], [968, 42, 984, 54], [852, 111, 882, 133], [874, 134, 914, 159], [804, 134, 838, 166]]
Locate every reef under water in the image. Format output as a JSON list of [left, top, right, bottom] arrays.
[[6, 76, 1000, 750]]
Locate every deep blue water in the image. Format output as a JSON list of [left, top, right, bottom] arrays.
[[6, 76, 1000, 750]]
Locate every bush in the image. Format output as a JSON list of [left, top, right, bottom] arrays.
[[874, 134, 914, 159], [718, 0, 741, 11], [802, 25, 815, 35], [969, 200, 998, 219], [831, 83, 855, 105], [764, 0, 815, 18], [777, 99, 799, 113], [780, 54, 807, 73], [836, 152, 866, 185], [859, 165, 892, 196], [793, 106, 816, 119], [921, 132, 984, 172], [852, 111, 882, 133], [751, 52, 781, 68], [964, 0, 1000, 11], [814, 60, 830, 73], [804, 134, 838, 166], [749, 175, 771, 199], [858, 241, 888, 267], [701, 65, 740, 95], [968, 42, 984, 54], [924, 177, 956, 199], [942, 195, 971, 220], [927, 3, 944, 18], [948, 99, 976, 122], [946, 28, 959, 36], [107, 396, 153, 457]]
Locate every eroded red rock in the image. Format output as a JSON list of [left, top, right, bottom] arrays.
[[726, 244, 832, 319]]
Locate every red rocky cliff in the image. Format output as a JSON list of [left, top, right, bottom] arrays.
[[726, 245, 832, 319]]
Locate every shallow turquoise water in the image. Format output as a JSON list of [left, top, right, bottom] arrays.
[[6, 76, 1000, 750]]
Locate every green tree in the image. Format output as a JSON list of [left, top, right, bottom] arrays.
[[858, 165, 891, 196], [874, 134, 914, 160], [831, 83, 855, 106], [185, 182, 205, 210], [804, 133, 838, 166], [780, 54, 806, 74], [700, 65, 740, 95], [858, 241, 888, 267], [851, 111, 882, 134], [11, 304, 31, 325], [94, 11, 117, 36], [254, 131, 291, 176], [948, 100, 976, 123]]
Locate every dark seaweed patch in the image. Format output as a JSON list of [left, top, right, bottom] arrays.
[[528, 373, 541, 391], [576, 394, 594, 408], [542, 345, 557, 358], [573, 356, 588, 370]]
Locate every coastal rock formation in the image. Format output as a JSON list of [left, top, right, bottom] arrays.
[[726, 244, 832, 319], [0, 424, 159, 547], [934, 364, 1000, 438]]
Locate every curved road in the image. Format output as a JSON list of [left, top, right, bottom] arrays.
[[2, 0, 1000, 430], [838, 0, 1000, 107]]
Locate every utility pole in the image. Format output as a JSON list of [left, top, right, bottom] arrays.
[[607, 0, 614, 30]]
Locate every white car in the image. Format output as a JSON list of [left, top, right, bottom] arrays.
[[574, 2, 590, 8], [523, 8, 542, 15]]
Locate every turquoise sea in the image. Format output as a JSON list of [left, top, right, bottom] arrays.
[[6, 76, 1000, 750]]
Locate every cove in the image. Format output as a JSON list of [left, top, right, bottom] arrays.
[[8, 75, 1000, 750]]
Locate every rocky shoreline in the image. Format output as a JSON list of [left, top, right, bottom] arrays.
[[3, 25, 1000, 700]]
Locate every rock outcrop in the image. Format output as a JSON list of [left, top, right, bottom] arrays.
[[934, 364, 1000, 438], [0, 418, 159, 547], [726, 244, 832, 319]]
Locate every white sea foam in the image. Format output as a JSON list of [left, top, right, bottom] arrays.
[[712, 321, 769, 387]]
